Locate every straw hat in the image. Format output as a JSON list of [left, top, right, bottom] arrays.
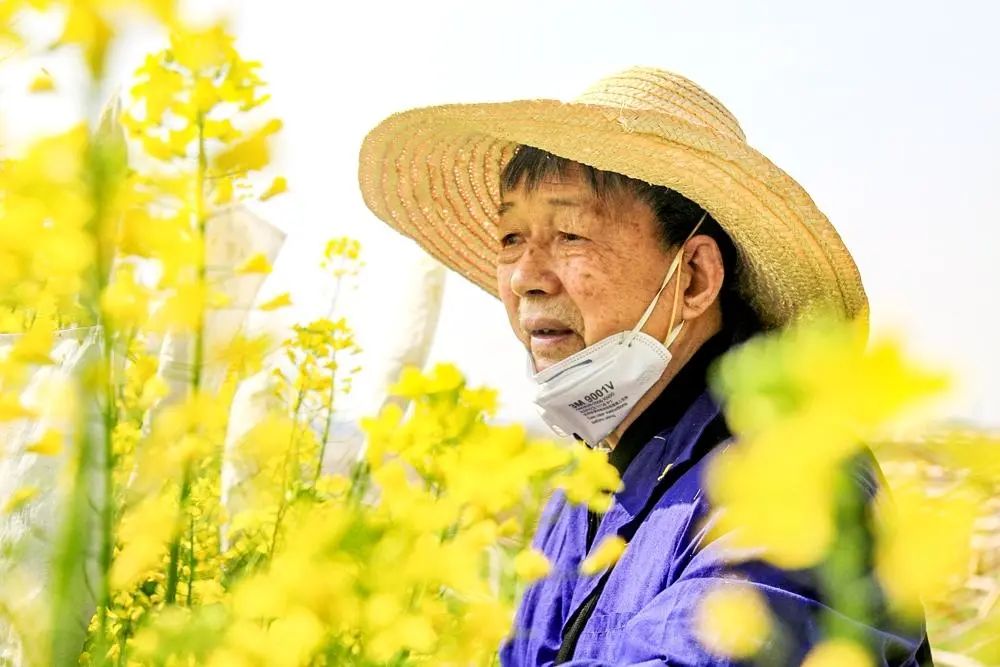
[[358, 67, 867, 329]]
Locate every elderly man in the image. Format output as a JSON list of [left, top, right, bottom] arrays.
[[359, 68, 933, 666]]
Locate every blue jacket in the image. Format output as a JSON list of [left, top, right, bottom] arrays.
[[500, 338, 933, 666]]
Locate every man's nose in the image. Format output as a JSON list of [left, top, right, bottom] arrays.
[[509, 245, 561, 297]]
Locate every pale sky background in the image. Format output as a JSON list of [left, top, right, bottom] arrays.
[[234, 0, 1000, 428], [3, 0, 998, 428]]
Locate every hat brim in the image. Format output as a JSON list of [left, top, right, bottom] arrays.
[[358, 99, 867, 330]]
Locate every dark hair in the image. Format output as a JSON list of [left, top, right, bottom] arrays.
[[500, 145, 765, 342]]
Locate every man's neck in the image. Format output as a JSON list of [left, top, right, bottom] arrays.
[[603, 318, 724, 451]]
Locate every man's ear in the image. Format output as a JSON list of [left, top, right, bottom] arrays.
[[680, 235, 725, 320]]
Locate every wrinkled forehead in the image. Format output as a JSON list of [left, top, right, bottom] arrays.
[[499, 180, 631, 227], [500, 158, 584, 191], [500, 162, 645, 220], [500, 146, 639, 202]]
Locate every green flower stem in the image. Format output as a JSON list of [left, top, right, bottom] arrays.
[[818, 457, 878, 650], [164, 469, 193, 604], [314, 357, 338, 485], [50, 418, 101, 666], [186, 512, 196, 606], [192, 115, 208, 395], [57, 115, 127, 663], [268, 390, 306, 558], [164, 116, 207, 607], [313, 273, 346, 485]]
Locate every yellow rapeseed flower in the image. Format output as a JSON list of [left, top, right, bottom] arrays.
[[259, 608, 325, 667], [0, 394, 36, 421], [260, 176, 287, 201], [553, 445, 623, 513], [707, 314, 950, 570], [513, 548, 552, 583], [235, 252, 272, 275], [801, 638, 874, 667], [694, 583, 772, 659], [324, 236, 361, 262], [704, 428, 837, 569], [100, 264, 150, 328], [579, 535, 627, 575], [25, 429, 63, 456], [59, 4, 113, 75], [110, 493, 178, 589], [214, 332, 271, 379], [214, 120, 283, 174], [396, 614, 437, 653], [258, 292, 292, 312], [875, 480, 982, 617], [171, 24, 235, 72], [29, 70, 55, 93], [361, 403, 404, 466], [3, 485, 40, 513], [137, 373, 169, 411], [391, 363, 465, 398], [8, 321, 55, 365]]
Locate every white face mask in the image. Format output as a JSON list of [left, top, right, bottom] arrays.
[[526, 214, 705, 446]]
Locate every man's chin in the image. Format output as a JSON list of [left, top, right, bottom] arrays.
[[526, 333, 585, 372], [530, 348, 582, 373], [531, 356, 553, 373]]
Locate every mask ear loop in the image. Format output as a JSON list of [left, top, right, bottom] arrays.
[[663, 253, 686, 345], [626, 212, 707, 347]]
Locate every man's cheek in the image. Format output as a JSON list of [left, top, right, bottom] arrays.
[[567, 270, 599, 300]]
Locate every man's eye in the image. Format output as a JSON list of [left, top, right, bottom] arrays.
[[560, 232, 585, 242], [500, 233, 522, 247]]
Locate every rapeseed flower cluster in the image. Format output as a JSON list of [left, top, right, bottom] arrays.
[[706, 317, 949, 570], [134, 363, 617, 666], [698, 314, 999, 663], [3, 12, 622, 665], [1, 4, 997, 667]]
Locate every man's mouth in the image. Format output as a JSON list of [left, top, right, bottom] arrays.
[[530, 328, 574, 339], [523, 318, 579, 354], [529, 329, 576, 361]]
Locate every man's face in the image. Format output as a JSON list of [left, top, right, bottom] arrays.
[[496, 166, 677, 372]]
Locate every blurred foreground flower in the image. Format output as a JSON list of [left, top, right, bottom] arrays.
[[694, 584, 773, 660], [707, 315, 949, 569], [703, 314, 997, 664]]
